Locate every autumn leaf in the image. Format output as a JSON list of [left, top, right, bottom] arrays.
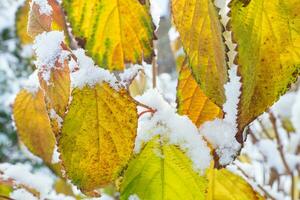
[[0, 179, 13, 198], [177, 63, 223, 127], [16, 0, 32, 44], [120, 138, 208, 200], [229, 0, 300, 132], [27, 0, 68, 39], [58, 83, 138, 193], [171, 0, 228, 107], [13, 89, 56, 164], [62, 0, 155, 70], [206, 168, 263, 200], [38, 59, 71, 136]]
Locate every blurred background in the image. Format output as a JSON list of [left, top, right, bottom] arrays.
[[0, 0, 300, 199]]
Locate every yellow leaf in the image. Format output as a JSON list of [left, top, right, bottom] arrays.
[[171, 0, 228, 107], [229, 0, 300, 132], [206, 168, 263, 200], [177, 63, 223, 127], [16, 0, 32, 44], [63, 0, 155, 70], [59, 83, 138, 193], [0, 179, 13, 198], [13, 89, 56, 164], [120, 138, 208, 200], [54, 178, 75, 197]]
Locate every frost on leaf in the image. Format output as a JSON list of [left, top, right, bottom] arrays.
[[62, 0, 155, 70], [58, 82, 138, 193]]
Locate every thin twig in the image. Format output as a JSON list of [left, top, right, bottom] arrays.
[[269, 112, 296, 200], [0, 195, 14, 200], [269, 112, 292, 174], [258, 119, 272, 139]]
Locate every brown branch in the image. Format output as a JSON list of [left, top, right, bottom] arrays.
[[269, 112, 296, 200], [152, 42, 158, 88], [258, 119, 272, 139], [269, 112, 292, 174], [0, 195, 14, 200]]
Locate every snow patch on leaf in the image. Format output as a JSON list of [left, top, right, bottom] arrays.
[[200, 66, 241, 165], [33, 31, 66, 82], [128, 194, 140, 200], [70, 49, 118, 89], [31, 0, 52, 16], [51, 143, 60, 164], [119, 65, 143, 86], [10, 188, 38, 200], [135, 89, 211, 173], [49, 108, 63, 129]]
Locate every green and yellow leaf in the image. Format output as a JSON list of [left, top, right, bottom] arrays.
[[229, 0, 300, 131], [63, 0, 155, 70], [16, 0, 32, 44], [172, 0, 228, 107], [13, 89, 56, 164], [120, 138, 208, 200], [206, 168, 263, 200], [177, 63, 223, 127], [59, 83, 138, 193]]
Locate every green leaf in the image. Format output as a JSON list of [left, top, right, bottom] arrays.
[[120, 138, 208, 200], [63, 0, 155, 70], [171, 0, 228, 106], [229, 0, 300, 133]]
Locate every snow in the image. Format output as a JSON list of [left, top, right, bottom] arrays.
[[51, 144, 60, 164], [33, 31, 66, 82], [168, 27, 179, 42], [223, 66, 242, 125], [292, 90, 300, 133], [10, 188, 38, 200], [31, 0, 53, 16], [272, 92, 296, 118], [135, 89, 211, 173], [49, 109, 63, 129], [71, 49, 119, 90], [200, 119, 240, 165], [0, 163, 77, 200], [150, 0, 161, 30], [199, 66, 241, 165], [119, 65, 143, 86], [23, 70, 40, 94], [128, 194, 140, 200], [0, 163, 54, 195]]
